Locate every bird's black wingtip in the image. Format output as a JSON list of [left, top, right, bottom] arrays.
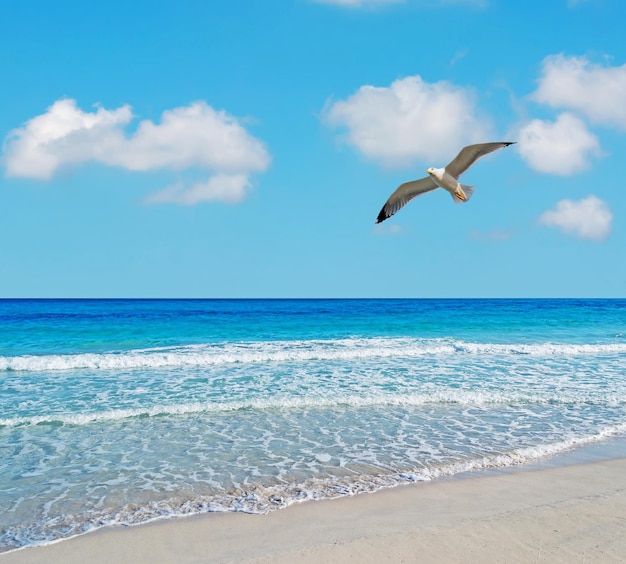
[[504, 141, 517, 146], [376, 210, 388, 224]]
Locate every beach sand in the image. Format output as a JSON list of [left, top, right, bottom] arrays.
[[2, 458, 625, 563]]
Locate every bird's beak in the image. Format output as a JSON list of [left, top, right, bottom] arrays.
[[425, 169, 430, 174]]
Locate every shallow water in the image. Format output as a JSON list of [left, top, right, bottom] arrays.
[[1, 299, 625, 552]]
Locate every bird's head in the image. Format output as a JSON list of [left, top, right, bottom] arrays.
[[426, 167, 435, 175]]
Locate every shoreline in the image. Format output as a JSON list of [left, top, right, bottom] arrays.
[[3, 455, 626, 563]]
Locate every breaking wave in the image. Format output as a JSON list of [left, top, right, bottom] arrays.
[[2, 338, 626, 372]]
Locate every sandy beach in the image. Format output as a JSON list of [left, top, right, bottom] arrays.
[[2, 457, 625, 563]]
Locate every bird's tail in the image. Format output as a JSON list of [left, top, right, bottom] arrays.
[[451, 184, 475, 204]]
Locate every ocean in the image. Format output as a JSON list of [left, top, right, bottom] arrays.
[[1, 298, 625, 552]]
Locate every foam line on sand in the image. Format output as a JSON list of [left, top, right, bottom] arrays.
[[3, 458, 626, 563]]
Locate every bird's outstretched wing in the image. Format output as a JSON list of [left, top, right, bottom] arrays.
[[376, 176, 438, 223], [445, 142, 515, 179]]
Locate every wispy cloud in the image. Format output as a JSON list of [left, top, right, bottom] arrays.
[[374, 222, 406, 235], [2, 99, 271, 205], [450, 49, 469, 66], [323, 75, 489, 168], [310, 0, 403, 7], [532, 54, 626, 129], [517, 112, 600, 175], [538, 195, 613, 241], [310, 0, 486, 9], [438, 0, 487, 6], [468, 228, 512, 241], [144, 175, 252, 206]]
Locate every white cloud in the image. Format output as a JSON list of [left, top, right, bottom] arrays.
[[532, 54, 626, 129], [2, 99, 271, 204], [323, 75, 489, 167], [517, 112, 600, 175], [3, 99, 133, 179], [144, 174, 251, 206], [538, 195, 613, 241]]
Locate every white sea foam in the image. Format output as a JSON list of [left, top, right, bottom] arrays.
[[2, 338, 625, 372], [4, 423, 626, 555], [1, 389, 623, 428]]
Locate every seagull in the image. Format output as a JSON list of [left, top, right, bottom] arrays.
[[376, 142, 516, 224]]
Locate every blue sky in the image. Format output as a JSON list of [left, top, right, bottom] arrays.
[[1, 0, 625, 298]]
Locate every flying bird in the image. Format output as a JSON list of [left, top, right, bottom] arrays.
[[376, 142, 516, 224]]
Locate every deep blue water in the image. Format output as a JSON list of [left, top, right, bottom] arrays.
[[1, 299, 625, 552]]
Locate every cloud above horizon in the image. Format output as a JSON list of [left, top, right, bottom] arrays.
[[2, 99, 271, 204], [144, 174, 253, 206], [538, 195, 612, 241], [311, 0, 402, 7], [468, 228, 512, 241], [310, 0, 486, 7], [323, 74, 489, 167], [532, 54, 626, 129], [517, 112, 600, 175]]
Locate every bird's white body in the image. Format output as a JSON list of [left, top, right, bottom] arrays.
[[425, 166, 474, 203], [426, 167, 466, 200]]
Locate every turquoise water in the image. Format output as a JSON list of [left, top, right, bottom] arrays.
[[1, 299, 625, 552]]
